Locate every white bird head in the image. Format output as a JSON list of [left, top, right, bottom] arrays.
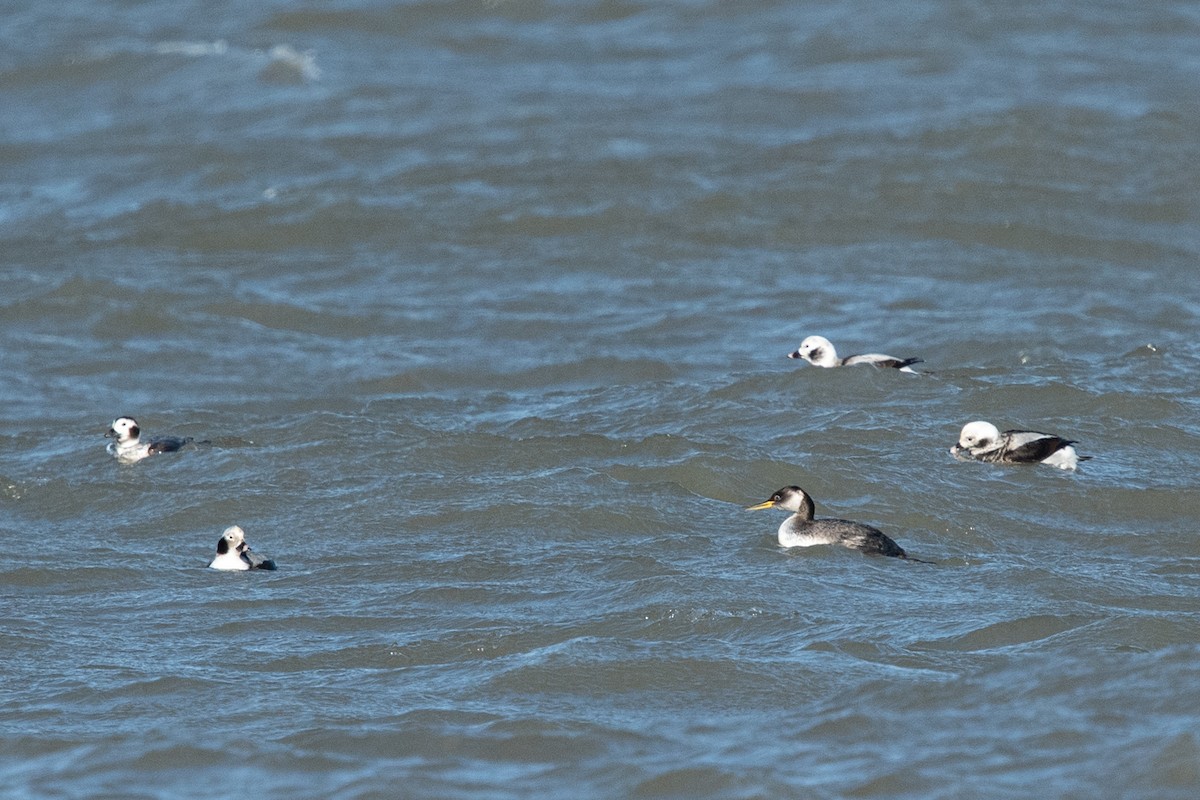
[[957, 420, 1001, 452], [790, 335, 838, 367], [105, 417, 141, 443]]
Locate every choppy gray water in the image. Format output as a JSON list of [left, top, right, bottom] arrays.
[[3, 1, 1200, 797]]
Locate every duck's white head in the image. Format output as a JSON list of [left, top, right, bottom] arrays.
[[957, 420, 1001, 452], [790, 335, 838, 367], [218, 525, 247, 553], [105, 417, 141, 444]]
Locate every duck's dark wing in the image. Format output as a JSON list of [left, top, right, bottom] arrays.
[[842, 354, 923, 370], [147, 436, 194, 454], [1001, 431, 1074, 462], [242, 547, 277, 571]]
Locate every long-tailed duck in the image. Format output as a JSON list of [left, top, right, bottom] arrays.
[[105, 416, 194, 463], [788, 335, 922, 372], [208, 525, 277, 571], [747, 485, 928, 561], [950, 420, 1087, 470]]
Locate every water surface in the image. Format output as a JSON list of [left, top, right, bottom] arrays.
[[3, 2, 1200, 797]]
